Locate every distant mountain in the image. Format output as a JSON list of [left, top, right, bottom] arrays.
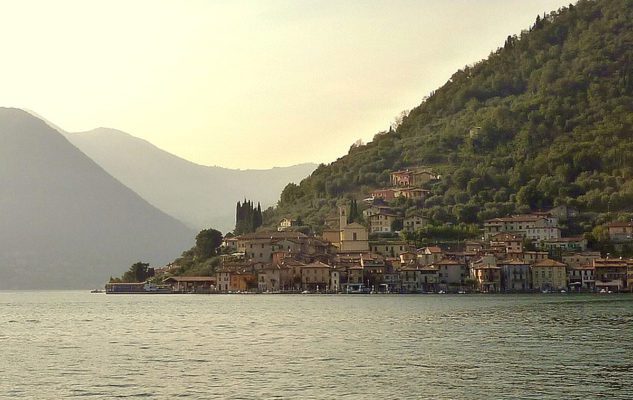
[[64, 127, 316, 231], [269, 0, 633, 232], [0, 108, 195, 289]]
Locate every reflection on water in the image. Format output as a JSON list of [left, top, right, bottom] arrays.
[[1, 292, 632, 399]]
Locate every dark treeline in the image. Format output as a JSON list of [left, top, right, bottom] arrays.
[[235, 199, 263, 235]]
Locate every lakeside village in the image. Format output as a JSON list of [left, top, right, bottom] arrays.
[[107, 168, 633, 295]]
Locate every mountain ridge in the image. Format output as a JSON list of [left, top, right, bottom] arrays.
[[0, 108, 195, 289], [64, 127, 317, 231]]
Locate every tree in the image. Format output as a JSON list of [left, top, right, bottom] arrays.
[[235, 199, 263, 234], [195, 228, 223, 260], [391, 219, 404, 232], [347, 199, 362, 224], [111, 261, 154, 283]]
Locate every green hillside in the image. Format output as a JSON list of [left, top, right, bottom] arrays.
[[266, 0, 633, 234]]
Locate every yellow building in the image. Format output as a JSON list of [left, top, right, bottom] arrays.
[[322, 206, 369, 253], [531, 259, 567, 291], [300, 261, 331, 291]]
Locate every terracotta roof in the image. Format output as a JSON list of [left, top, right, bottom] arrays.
[[490, 233, 522, 241], [401, 265, 438, 271], [486, 214, 546, 223], [163, 276, 215, 282], [607, 221, 633, 228], [238, 231, 308, 240], [593, 258, 628, 267], [570, 265, 595, 270], [543, 237, 586, 243], [533, 259, 566, 267], [434, 258, 461, 265], [344, 222, 367, 230], [302, 261, 331, 269], [499, 259, 529, 265]]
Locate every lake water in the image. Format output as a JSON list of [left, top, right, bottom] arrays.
[[1, 292, 632, 399]]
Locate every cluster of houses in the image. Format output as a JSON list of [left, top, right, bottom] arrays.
[[357, 168, 438, 234], [159, 205, 633, 294]]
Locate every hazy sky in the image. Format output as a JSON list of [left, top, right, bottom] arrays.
[[1, 0, 569, 169]]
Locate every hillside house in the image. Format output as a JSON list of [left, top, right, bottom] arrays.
[[363, 205, 394, 219], [403, 215, 428, 233], [390, 168, 438, 187], [393, 188, 430, 200], [278, 218, 299, 231], [368, 211, 399, 233], [541, 237, 587, 252], [484, 214, 560, 241], [490, 233, 523, 255], [370, 189, 397, 201], [606, 221, 633, 242]]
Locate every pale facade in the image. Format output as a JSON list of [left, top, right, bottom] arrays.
[[531, 259, 567, 291], [403, 215, 427, 233], [300, 261, 331, 291], [368, 212, 398, 233]]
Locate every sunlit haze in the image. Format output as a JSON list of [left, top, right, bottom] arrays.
[[1, 0, 568, 169]]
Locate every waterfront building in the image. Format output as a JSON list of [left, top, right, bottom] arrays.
[[568, 265, 595, 292], [400, 265, 438, 293], [471, 257, 501, 292], [433, 258, 468, 291], [499, 259, 531, 292], [257, 265, 292, 292], [531, 259, 567, 291], [347, 265, 364, 285], [593, 258, 628, 292], [382, 269, 401, 293], [300, 261, 331, 292], [330, 268, 341, 292], [162, 276, 216, 293]]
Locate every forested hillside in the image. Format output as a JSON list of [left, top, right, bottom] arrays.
[[267, 0, 633, 233]]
